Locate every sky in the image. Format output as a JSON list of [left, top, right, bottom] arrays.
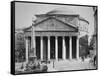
[[15, 2, 94, 36]]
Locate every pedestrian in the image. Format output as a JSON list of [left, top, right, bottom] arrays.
[[93, 55, 96, 67]]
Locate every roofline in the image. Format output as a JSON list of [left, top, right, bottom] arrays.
[[23, 26, 32, 31], [35, 14, 79, 17], [35, 14, 89, 24], [79, 16, 89, 24]]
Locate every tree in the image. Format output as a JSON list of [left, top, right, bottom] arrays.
[[79, 35, 89, 57]]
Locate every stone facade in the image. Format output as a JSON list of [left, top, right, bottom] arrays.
[[24, 14, 80, 62]]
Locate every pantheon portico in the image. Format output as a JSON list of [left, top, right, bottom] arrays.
[[24, 9, 80, 62]]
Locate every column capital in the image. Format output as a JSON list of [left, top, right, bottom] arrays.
[[55, 36, 58, 39], [41, 36, 43, 39], [77, 36, 79, 39], [25, 36, 29, 39], [48, 36, 50, 39], [62, 36, 65, 38], [70, 36, 72, 38], [69, 36, 72, 40]]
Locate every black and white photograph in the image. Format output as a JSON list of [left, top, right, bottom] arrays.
[[11, 1, 98, 75]]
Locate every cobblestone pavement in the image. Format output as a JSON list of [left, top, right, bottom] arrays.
[[15, 58, 96, 72], [47, 58, 96, 72]]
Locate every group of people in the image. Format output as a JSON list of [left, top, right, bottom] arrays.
[[81, 54, 97, 67], [19, 57, 48, 72]]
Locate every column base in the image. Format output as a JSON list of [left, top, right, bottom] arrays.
[[69, 58, 72, 61], [76, 57, 80, 61], [56, 59, 58, 61], [41, 60, 51, 64], [63, 58, 66, 60]]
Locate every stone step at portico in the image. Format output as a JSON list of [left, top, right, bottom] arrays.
[[47, 59, 95, 71], [47, 59, 80, 71]]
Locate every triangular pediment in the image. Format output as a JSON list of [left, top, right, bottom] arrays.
[[35, 17, 77, 31], [25, 17, 78, 32]]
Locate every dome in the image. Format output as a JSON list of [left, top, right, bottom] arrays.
[[46, 7, 78, 15]]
